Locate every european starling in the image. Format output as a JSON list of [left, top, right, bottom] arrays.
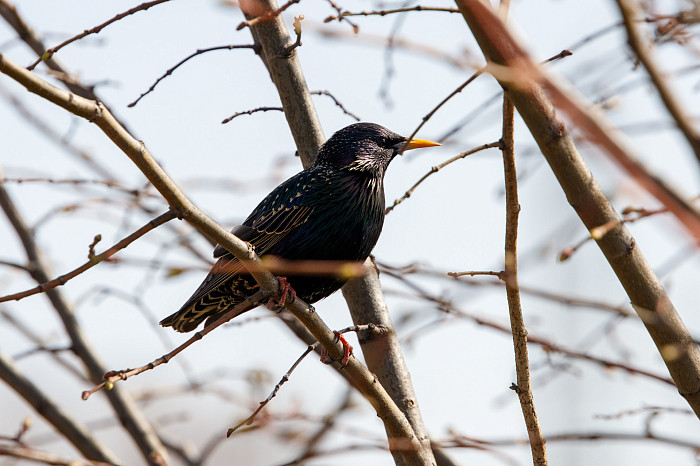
[[160, 123, 439, 333]]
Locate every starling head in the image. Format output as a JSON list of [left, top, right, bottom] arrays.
[[315, 123, 439, 176]]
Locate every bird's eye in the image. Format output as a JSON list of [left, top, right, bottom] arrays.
[[381, 137, 403, 149]]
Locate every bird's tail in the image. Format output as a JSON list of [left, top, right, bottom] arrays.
[[159, 298, 255, 333]]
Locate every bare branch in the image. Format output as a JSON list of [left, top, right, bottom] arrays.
[[27, 0, 172, 70], [501, 93, 547, 464], [0, 210, 176, 303], [324, 5, 460, 24], [128, 44, 255, 107], [386, 141, 502, 214], [221, 106, 283, 124], [615, 0, 700, 166], [0, 351, 121, 464], [228, 340, 318, 435]]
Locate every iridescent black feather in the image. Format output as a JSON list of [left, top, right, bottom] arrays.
[[160, 123, 418, 332]]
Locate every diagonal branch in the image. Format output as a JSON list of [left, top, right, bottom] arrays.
[[0, 350, 121, 464], [0, 210, 175, 303], [615, 0, 700, 167], [26, 0, 172, 71], [0, 51, 428, 466]]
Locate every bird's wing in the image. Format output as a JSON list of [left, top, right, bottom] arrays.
[[212, 204, 314, 259], [161, 173, 321, 331]]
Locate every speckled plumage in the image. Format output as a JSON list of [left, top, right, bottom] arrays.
[[160, 123, 437, 332]]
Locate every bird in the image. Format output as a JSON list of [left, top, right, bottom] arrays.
[[160, 123, 439, 358]]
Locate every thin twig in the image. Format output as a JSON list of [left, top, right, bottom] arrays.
[[221, 106, 283, 124], [227, 342, 318, 435], [27, 0, 172, 70], [128, 44, 255, 107], [386, 141, 501, 214], [82, 290, 271, 400], [324, 5, 459, 23], [0, 210, 176, 303], [310, 90, 360, 121]]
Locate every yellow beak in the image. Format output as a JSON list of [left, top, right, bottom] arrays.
[[405, 138, 441, 150]]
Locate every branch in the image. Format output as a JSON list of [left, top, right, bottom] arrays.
[[324, 6, 460, 23], [386, 141, 501, 214], [501, 94, 547, 465], [615, 0, 700, 167], [82, 291, 271, 400], [27, 0, 172, 70], [0, 51, 428, 465], [0, 210, 175, 303], [454, 0, 700, 417], [129, 44, 255, 107], [0, 351, 121, 464]]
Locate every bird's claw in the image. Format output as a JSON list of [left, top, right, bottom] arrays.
[[320, 331, 353, 368], [266, 276, 296, 311]]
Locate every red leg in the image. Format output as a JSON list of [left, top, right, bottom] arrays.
[[266, 276, 296, 310], [320, 331, 354, 368]]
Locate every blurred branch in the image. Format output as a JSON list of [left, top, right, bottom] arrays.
[[0, 173, 169, 465], [501, 94, 547, 465], [455, 0, 700, 417], [0, 210, 175, 303], [443, 430, 700, 450], [0, 351, 121, 464], [615, 0, 700, 167], [0, 443, 113, 466], [0, 51, 429, 465], [1, 309, 87, 381]]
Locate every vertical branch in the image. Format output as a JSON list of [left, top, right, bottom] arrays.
[[501, 95, 548, 465]]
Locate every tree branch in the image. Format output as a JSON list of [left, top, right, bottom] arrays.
[[0, 351, 121, 464], [501, 94, 547, 465], [0, 210, 175, 303], [615, 0, 700, 167]]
